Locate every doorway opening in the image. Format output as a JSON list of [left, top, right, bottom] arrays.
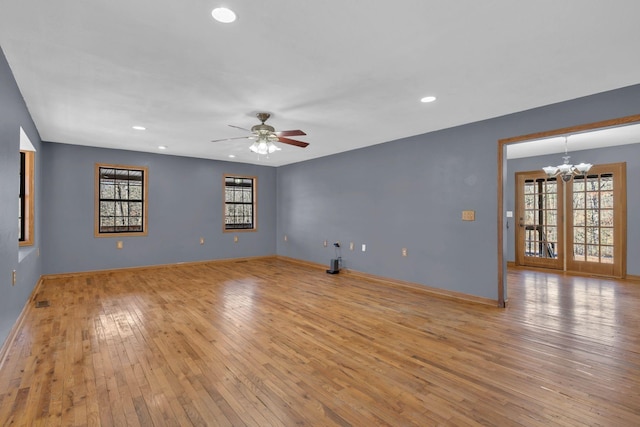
[[497, 114, 640, 307]]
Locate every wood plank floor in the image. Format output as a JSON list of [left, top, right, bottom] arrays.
[[0, 259, 639, 426]]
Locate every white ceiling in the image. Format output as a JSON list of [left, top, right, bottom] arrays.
[[2, 1, 640, 166]]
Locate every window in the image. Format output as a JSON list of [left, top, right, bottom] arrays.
[[95, 164, 148, 236], [19, 150, 35, 245], [224, 175, 256, 231]]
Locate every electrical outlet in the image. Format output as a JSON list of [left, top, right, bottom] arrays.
[[284, 234, 288, 242], [361, 244, 366, 252], [234, 235, 239, 243], [323, 240, 328, 247], [200, 237, 205, 245], [402, 248, 408, 257], [12, 270, 16, 286], [116, 241, 123, 249], [349, 242, 354, 251]]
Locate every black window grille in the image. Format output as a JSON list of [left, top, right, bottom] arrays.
[[224, 176, 255, 230], [98, 166, 145, 233]]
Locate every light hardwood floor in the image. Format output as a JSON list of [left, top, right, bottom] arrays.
[[0, 258, 639, 426]]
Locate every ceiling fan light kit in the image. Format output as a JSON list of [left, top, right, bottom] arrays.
[[249, 137, 281, 155]]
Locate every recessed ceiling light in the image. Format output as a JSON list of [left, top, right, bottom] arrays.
[[158, 145, 167, 150], [421, 96, 437, 103], [132, 125, 146, 130], [212, 7, 236, 23], [228, 154, 236, 158]]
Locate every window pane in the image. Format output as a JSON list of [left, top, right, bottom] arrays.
[[100, 201, 115, 216], [523, 210, 534, 225], [573, 192, 584, 209], [573, 210, 585, 227], [585, 210, 599, 226], [600, 176, 613, 191], [600, 191, 613, 208], [243, 188, 252, 203], [545, 194, 557, 210], [546, 226, 557, 243], [573, 244, 585, 261], [585, 227, 599, 245], [524, 195, 535, 209], [224, 176, 255, 230], [574, 227, 585, 244], [600, 228, 614, 245], [101, 184, 115, 199], [545, 211, 557, 226], [601, 246, 614, 264], [100, 216, 115, 232], [129, 202, 143, 217], [129, 183, 142, 200], [586, 192, 599, 209], [586, 176, 599, 191], [545, 180, 557, 194], [98, 165, 146, 234], [115, 201, 129, 216], [600, 209, 613, 226]]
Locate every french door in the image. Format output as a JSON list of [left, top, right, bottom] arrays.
[[515, 163, 626, 277], [515, 172, 564, 270]]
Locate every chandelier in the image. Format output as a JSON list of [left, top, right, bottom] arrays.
[[542, 137, 592, 182]]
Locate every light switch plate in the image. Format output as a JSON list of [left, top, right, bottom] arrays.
[[462, 210, 476, 221]]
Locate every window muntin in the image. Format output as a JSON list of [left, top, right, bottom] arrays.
[[224, 175, 256, 231], [95, 164, 148, 236], [19, 150, 34, 246]]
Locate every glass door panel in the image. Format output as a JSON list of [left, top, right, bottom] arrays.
[[515, 172, 563, 269], [566, 164, 625, 277]]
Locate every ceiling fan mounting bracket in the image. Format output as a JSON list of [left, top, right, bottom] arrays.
[[256, 112, 271, 124]]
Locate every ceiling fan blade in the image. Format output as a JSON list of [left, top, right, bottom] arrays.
[[228, 124, 251, 132], [278, 136, 309, 148], [275, 129, 306, 137], [211, 136, 251, 143]]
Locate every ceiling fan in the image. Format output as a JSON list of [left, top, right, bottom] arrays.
[[212, 112, 309, 155]]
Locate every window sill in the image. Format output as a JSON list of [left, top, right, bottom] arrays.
[[19, 246, 37, 263]]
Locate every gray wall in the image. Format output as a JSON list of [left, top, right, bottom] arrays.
[[40, 143, 277, 274], [3, 33, 640, 348], [277, 84, 640, 301], [0, 47, 43, 345], [506, 143, 640, 273]]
